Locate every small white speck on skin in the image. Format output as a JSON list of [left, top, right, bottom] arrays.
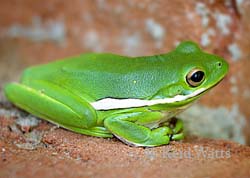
[[145, 18, 166, 48], [214, 12, 232, 35], [228, 43, 242, 61]]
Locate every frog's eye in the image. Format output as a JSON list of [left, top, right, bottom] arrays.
[[186, 69, 205, 87]]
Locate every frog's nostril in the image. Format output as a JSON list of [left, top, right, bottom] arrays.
[[217, 62, 222, 68]]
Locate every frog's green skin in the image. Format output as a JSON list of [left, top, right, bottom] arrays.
[[4, 41, 228, 147]]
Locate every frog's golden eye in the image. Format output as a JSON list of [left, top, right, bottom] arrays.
[[186, 69, 205, 87]]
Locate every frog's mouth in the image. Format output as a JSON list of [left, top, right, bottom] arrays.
[[182, 77, 225, 102], [91, 87, 207, 110], [180, 76, 226, 104]]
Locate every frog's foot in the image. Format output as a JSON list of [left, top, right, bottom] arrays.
[[104, 111, 172, 147], [168, 118, 184, 141], [145, 126, 171, 146]]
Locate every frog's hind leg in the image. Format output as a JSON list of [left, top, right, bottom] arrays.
[[4, 82, 112, 138]]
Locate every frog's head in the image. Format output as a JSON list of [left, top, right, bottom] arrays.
[[153, 41, 229, 108]]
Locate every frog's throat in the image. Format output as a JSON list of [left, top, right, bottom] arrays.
[[91, 88, 206, 110]]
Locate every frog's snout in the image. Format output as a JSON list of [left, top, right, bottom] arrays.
[[215, 58, 229, 77]]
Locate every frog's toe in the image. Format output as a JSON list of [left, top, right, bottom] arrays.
[[151, 126, 172, 136], [170, 118, 184, 141], [171, 132, 184, 141], [172, 118, 183, 134]]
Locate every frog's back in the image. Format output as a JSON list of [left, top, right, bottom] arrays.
[[21, 53, 174, 100]]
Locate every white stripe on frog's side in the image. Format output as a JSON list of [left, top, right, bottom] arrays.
[[91, 88, 206, 110]]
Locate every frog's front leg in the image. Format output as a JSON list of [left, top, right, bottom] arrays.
[[161, 118, 184, 141], [4, 81, 112, 137], [104, 111, 173, 147]]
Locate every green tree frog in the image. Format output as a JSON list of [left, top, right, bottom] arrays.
[[4, 41, 228, 147]]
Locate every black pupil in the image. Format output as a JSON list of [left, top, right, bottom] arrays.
[[191, 71, 204, 82]]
